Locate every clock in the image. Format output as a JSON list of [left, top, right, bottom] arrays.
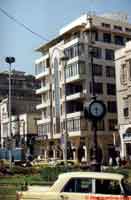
[[84, 100, 106, 120]]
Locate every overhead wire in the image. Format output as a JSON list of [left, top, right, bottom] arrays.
[[0, 6, 49, 42]]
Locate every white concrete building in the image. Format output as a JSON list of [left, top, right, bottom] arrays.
[[0, 97, 40, 152], [35, 13, 131, 161], [115, 41, 131, 160]]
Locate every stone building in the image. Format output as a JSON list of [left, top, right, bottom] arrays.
[[115, 41, 131, 160]]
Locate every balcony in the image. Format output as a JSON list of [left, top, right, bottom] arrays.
[[36, 85, 50, 94], [66, 74, 86, 83], [64, 37, 85, 49], [66, 111, 84, 119], [35, 69, 49, 80], [36, 101, 50, 110], [61, 111, 84, 120], [66, 91, 86, 101], [37, 118, 51, 125]]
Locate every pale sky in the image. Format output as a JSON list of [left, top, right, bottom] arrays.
[[0, 0, 131, 74]]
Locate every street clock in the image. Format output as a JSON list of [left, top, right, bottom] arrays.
[[84, 99, 106, 121]]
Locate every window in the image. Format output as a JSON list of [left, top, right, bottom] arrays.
[[105, 49, 114, 60], [96, 179, 121, 195], [107, 101, 117, 113], [65, 61, 85, 78], [64, 43, 85, 59], [94, 31, 98, 41], [126, 37, 131, 42], [67, 118, 80, 132], [101, 23, 110, 28], [38, 123, 50, 135], [123, 98, 129, 117], [93, 64, 103, 76], [92, 120, 105, 131], [120, 64, 127, 84], [125, 27, 131, 32], [90, 82, 103, 94], [108, 119, 117, 131], [114, 25, 122, 31], [129, 60, 131, 79], [93, 47, 102, 59], [107, 83, 116, 95], [123, 108, 129, 117], [103, 33, 111, 43], [66, 84, 82, 95], [106, 66, 115, 77], [62, 178, 92, 193], [114, 35, 124, 45], [74, 118, 80, 131], [67, 119, 74, 132]]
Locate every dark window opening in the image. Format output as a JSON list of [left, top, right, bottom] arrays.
[[90, 82, 103, 94], [114, 35, 124, 45], [107, 101, 117, 113], [105, 49, 114, 60], [107, 83, 116, 95], [103, 33, 111, 43], [123, 108, 129, 117]]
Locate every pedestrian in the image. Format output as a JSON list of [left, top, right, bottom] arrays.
[[116, 151, 121, 167]]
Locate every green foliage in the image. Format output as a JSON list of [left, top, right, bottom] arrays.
[[40, 166, 75, 182], [0, 159, 10, 168], [11, 166, 38, 175]]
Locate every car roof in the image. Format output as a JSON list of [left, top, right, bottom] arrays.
[[48, 172, 124, 193], [59, 172, 124, 181]]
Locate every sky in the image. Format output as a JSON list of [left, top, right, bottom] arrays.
[[0, 0, 131, 75]]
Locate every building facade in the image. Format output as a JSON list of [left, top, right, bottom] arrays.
[[0, 70, 40, 149], [35, 13, 131, 161], [0, 70, 40, 101], [115, 41, 131, 160]]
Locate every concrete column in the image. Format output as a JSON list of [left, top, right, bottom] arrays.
[[83, 145, 87, 161], [120, 134, 126, 159], [53, 149, 56, 159]]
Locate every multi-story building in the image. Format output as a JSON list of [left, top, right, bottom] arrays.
[[35, 13, 131, 161], [0, 70, 40, 101], [115, 41, 131, 160], [0, 70, 40, 149], [0, 97, 40, 149]]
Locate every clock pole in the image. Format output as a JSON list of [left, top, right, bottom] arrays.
[[88, 16, 103, 171]]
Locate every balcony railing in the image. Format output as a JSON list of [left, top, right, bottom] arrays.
[[36, 85, 50, 94], [35, 69, 49, 79]]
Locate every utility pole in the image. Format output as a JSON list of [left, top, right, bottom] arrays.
[[5, 56, 15, 167]]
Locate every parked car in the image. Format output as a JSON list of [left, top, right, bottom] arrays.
[[17, 171, 131, 199], [49, 159, 78, 167], [30, 158, 49, 168]]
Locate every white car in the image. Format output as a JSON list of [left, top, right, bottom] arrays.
[[17, 171, 131, 200]]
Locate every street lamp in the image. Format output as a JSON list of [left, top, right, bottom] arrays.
[[5, 56, 15, 167], [84, 17, 106, 171], [60, 55, 69, 165]]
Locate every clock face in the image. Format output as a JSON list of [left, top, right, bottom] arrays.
[[89, 100, 106, 120], [90, 102, 104, 117]]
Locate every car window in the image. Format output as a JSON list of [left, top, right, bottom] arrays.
[[96, 179, 121, 195], [61, 178, 92, 193], [77, 178, 92, 193], [122, 179, 131, 195]]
